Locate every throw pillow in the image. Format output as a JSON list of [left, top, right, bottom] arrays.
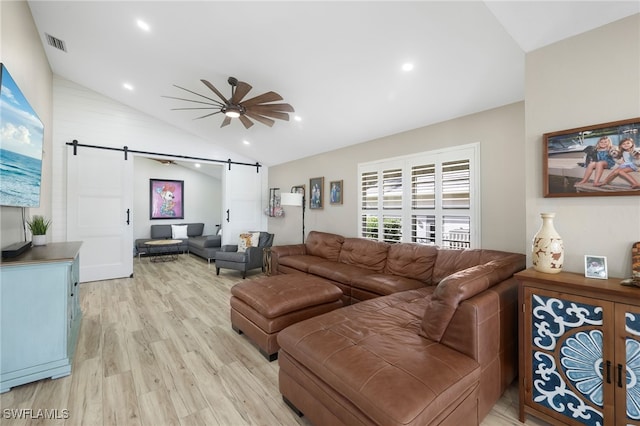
[[171, 224, 188, 239], [238, 232, 261, 253]]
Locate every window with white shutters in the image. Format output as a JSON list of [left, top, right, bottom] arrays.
[[358, 144, 479, 248]]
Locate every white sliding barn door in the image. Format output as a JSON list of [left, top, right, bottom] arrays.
[[222, 165, 265, 244], [67, 148, 133, 282]]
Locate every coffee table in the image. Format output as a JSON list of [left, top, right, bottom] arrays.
[[144, 239, 182, 262]]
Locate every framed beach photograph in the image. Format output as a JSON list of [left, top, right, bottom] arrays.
[[585, 255, 608, 279], [150, 179, 184, 219], [543, 117, 640, 198], [309, 177, 324, 209], [329, 180, 343, 205]]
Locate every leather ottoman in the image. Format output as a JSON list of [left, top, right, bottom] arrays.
[[230, 274, 343, 361]]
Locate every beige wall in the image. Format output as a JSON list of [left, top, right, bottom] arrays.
[[269, 102, 527, 252], [525, 14, 640, 278], [0, 0, 53, 247]]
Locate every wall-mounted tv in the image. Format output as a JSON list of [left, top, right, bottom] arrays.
[[0, 63, 44, 208]]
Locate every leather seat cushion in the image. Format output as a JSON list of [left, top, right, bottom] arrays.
[[230, 274, 342, 319], [277, 289, 481, 425], [350, 273, 427, 296], [308, 261, 376, 285], [279, 254, 329, 273]]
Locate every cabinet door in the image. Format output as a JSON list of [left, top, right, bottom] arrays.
[[523, 287, 615, 425], [615, 303, 640, 425]]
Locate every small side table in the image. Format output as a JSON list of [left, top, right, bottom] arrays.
[[263, 247, 272, 276]]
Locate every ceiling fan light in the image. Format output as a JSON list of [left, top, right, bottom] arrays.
[[224, 106, 241, 118]]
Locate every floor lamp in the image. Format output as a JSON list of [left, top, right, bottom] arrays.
[[280, 189, 305, 243]]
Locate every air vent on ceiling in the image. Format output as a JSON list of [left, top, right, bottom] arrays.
[[45, 33, 67, 52]]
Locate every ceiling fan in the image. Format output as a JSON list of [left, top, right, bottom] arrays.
[[164, 77, 294, 129]]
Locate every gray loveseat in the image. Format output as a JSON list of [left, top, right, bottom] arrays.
[[135, 223, 222, 263]]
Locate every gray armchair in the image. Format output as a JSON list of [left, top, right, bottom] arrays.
[[215, 232, 274, 278]]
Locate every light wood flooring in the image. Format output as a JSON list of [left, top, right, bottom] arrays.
[[0, 254, 548, 426]]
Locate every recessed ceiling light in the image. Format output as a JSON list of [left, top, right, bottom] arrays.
[[136, 19, 150, 32], [243, 140, 250, 145], [194, 163, 201, 168], [294, 116, 302, 122], [123, 83, 134, 91], [402, 63, 414, 72]]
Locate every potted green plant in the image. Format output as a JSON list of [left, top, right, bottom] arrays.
[[26, 215, 51, 246]]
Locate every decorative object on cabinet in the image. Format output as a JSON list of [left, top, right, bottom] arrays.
[[309, 177, 324, 209], [633, 241, 640, 282], [516, 268, 640, 425], [150, 178, 184, 219], [0, 242, 83, 393], [26, 215, 51, 246], [265, 187, 284, 217], [281, 186, 305, 243], [585, 255, 608, 279], [329, 180, 343, 204], [543, 117, 640, 197], [531, 212, 564, 274]]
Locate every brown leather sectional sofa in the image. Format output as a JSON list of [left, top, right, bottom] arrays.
[[270, 231, 526, 425]]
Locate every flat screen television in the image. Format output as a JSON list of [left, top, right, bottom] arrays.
[[0, 63, 44, 208]]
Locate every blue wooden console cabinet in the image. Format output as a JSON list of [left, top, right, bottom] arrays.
[[0, 242, 82, 393]]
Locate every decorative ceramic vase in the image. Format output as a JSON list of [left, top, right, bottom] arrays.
[[532, 213, 564, 274], [32, 235, 47, 246]]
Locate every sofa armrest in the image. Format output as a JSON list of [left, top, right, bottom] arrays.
[[202, 235, 222, 248], [270, 244, 307, 274], [221, 244, 239, 252]]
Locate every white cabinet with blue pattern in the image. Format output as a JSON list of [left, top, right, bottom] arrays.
[[517, 268, 640, 426], [0, 242, 82, 393]]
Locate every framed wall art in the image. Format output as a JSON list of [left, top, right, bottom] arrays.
[[329, 180, 343, 204], [309, 177, 324, 209], [543, 117, 640, 197], [584, 255, 608, 279], [150, 179, 184, 219]]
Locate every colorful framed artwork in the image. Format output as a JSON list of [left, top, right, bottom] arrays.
[[309, 177, 324, 209], [584, 255, 608, 279], [150, 179, 184, 219], [329, 180, 343, 204], [543, 117, 640, 197]]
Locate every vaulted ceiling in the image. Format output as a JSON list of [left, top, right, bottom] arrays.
[[27, 1, 639, 166]]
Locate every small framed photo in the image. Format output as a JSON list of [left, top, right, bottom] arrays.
[[585, 255, 608, 279], [329, 180, 343, 205]]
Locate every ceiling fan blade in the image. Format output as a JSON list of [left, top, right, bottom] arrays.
[[230, 81, 252, 104], [241, 91, 283, 107], [238, 115, 254, 129], [201, 79, 229, 103], [246, 106, 289, 121], [245, 111, 275, 127], [220, 116, 232, 127], [171, 85, 224, 106], [257, 102, 294, 112], [195, 111, 222, 120], [162, 95, 222, 107]]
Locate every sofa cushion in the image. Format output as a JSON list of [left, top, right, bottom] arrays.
[[279, 254, 328, 273], [150, 224, 172, 239], [238, 232, 260, 252], [188, 235, 221, 249], [305, 231, 344, 261], [308, 260, 376, 285], [338, 238, 389, 272], [384, 243, 438, 283], [420, 256, 524, 342], [187, 223, 204, 237], [351, 274, 426, 296], [171, 224, 189, 239]]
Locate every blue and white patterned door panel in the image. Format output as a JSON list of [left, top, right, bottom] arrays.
[[531, 293, 604, 425], [624, 310, 640, 424]]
